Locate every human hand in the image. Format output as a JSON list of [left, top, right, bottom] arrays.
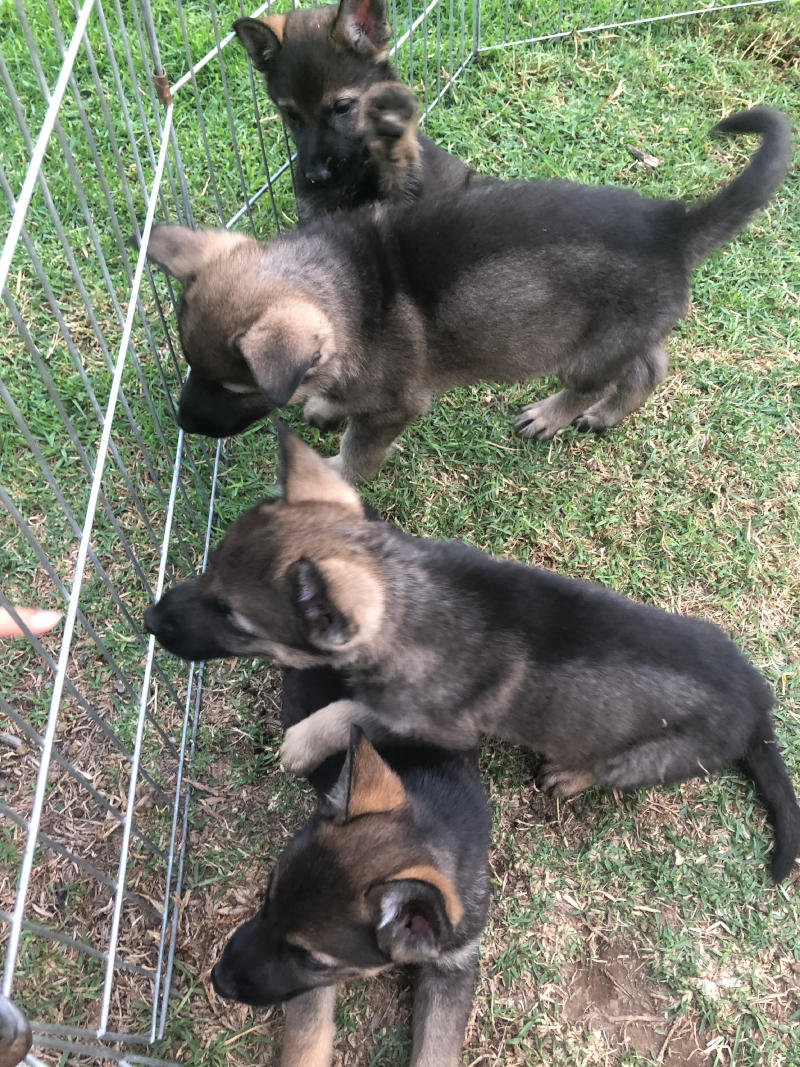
[[0, 607, 62, 639]]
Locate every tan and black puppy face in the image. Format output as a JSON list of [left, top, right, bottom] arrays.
[[144, 426, 384, 664], [211, 731, 463, 1006], [145, 226, 336, 437], [234, 0, 393, 192]]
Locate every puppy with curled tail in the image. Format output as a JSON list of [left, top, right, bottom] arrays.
[[144, 108, 791, 479], [147, 426, 800, 884]]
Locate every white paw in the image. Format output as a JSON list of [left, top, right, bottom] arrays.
[[280, 722, 320, 776]]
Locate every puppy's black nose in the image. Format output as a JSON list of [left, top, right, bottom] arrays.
[[304, 159, 333, 185], [211, 963, 237, 1000]]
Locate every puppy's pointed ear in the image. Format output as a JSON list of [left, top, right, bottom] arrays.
[[145, 225, 238, 284], [343, 726, 406, 819], [276, 423, 363, 514], [331, 0, 391, 55], [367, 869, 463, 963], [287, 557, 351, 648], [233, 16, 285, 71], [287, 555, 383, 650]]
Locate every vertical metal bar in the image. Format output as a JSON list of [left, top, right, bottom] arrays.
[[92, 103, 177, 1032], [1, 95, 176, 1003], [408, 0, 415, 87], [209, 0, 256, 231], [154, 442, 222, 1040], [0, 0, 97, 296]]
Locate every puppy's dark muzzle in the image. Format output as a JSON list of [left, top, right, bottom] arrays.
[[210, 960, 310, 1007], [304, 158, 334, 185], [177, 375, 272, 439], [210, 962, 237, 1001], [144, 584, 228, 662], [143, 602, 171, 642], [143, 601, 190, 659]]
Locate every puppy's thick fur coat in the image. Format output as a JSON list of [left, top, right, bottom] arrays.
[[233, 0, 470, 218], [146, 428, 800, 883], [211, 665, 490, 1067], [145, 107, 791, 480]]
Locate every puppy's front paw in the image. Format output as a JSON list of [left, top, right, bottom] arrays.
[[303, 396, 346, 431], [361, 82, 418, 141], [535, 761, 594, 797], [572, 403, 615, 433], [280, 722, 323, 776], [514, 399, 568, 441]]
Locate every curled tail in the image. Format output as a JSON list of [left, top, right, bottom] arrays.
[[741, 724, 800, 883], [682, 107, 792, 269]]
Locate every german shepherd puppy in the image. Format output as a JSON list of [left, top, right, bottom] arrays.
[[211, 665, 491, 1067], [145, 427, 800, 883], [233, 0, 470, 219], [144, 107, 790, 481]]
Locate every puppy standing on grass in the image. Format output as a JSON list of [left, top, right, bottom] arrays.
[[211, 665, 491, 1067], [144, 107, 791, 480], [146, 428, 800, 883], [233, 0, 470, 219]]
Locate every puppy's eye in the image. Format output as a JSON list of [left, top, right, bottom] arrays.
[[332, 98, 353, 115], [213, 600, 255, 636], [292, 946, 333, 971], [283, 106, 302, 125]]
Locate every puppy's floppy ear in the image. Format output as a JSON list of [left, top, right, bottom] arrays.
[[236, 298, 334, 410], [343, 726, 406, 819], [145, 225, 240, 284], [276, 423, 363, 514], [331, 0, 391, 55], [367, 870, 462, 963], [233, 16, 285, 70], [237, 318, 314, 409]]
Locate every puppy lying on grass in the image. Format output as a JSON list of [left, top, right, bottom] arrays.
[[146, 427, 800, 883], [211, 665, 491, 1067], [144, 107, 791, 481]]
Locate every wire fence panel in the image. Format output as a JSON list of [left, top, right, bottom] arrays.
[[0, 1, 225, 1061], [0, 0, 786, 1062], [474, 0, 786, 49]]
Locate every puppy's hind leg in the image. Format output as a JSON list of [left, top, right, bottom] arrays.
[[281, 985, 337, 1067], [573, 346, 668, 433], [514, 385, 607, 441], [593, 734, 725, 792]]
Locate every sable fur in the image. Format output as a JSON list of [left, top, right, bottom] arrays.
[[144, 107, 791, 480], [233, 0, 470, 219], [146, 428, 800, 883], [211, 664, 490, 1067]]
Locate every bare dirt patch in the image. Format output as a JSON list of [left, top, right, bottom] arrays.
[[561, 938, 711, 1066]]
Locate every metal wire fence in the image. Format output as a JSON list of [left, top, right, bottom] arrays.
[[0, 0, 785, 1062]]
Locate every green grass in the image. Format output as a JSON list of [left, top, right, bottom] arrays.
[[2, 1, 800, 1065]]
